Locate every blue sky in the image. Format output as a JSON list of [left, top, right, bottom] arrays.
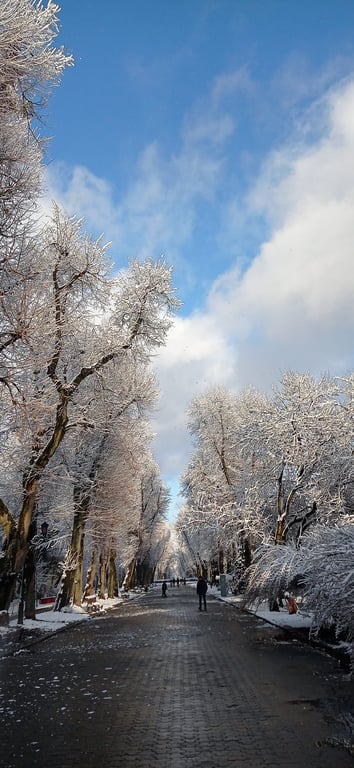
[[43, 1, 354, 519]]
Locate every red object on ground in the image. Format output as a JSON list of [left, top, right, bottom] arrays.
[[285, 595, 298, 614]]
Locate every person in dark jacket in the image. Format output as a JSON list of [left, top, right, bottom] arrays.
[[161, 580, 167, 598], [196, 575, 208, 611]]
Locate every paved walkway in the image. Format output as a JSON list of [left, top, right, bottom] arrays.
[[0, 587, 353, 767]]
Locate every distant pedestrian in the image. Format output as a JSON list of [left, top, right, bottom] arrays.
[[176, 577, 180, 588], [161, 581, 167, 598], [196, 575, 208, 611]]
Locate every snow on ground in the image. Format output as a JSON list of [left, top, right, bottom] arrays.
[[1, 585, 352, 676], [212, 588, 353, 660], [0, 582, 311, 635], [215, 590, 313, 630], [0, 594, 135, 639], [0, 586, 348, 657]]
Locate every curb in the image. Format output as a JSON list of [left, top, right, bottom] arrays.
[[0, 617, 89, 659], [216, 594, 352, 672], [0, 591, 149, 659]]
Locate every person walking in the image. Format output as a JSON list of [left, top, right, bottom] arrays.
[[196, 575, 208, 611], [161, 580, 167, 598]]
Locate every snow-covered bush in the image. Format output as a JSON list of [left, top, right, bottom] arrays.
[[242, 542, 302, 608], [298, 518, 354, 643], [244, 517, 354, 668]]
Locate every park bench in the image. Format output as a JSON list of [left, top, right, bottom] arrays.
[[39, 596, 56, 605]]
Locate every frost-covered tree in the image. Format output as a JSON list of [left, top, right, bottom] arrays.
[[268, 373, 349, 544], [241, 542, 300, 609], [0, 2, 180, 616], [56, 364, 158, 608], [298, 519, 354, 643], [156, 524, 188, 580], [243, 517, 354, 648], [239, 373, 354, 614], [123, 464, 171, 590], [0, 0, 72, 613], [180, 386, 274, 573], [0, 207, 180, 610], [182, 371, 354, 624], [0, 0, 72, 354], [181, 387, 239, 570], [84, 418, 150, 599], [175, 506, 220, 578]]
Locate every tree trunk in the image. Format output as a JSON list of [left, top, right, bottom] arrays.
[[56, 507, 86, 609], [72, 524, 85, 607], [83, 545, 99, 599], [98, 550, 108, 599], [55, 560, 75, 611], [275, 464, 304, 545], [107, 550, 118, 598], [124, 558, 136, 590], [0, 398, 69, 611], [0, 546, 18, 612], [145, 566, 155, 586], [24, 548, 36, 620], [243, 537, 252, 568], [218, 544, 224, 574], [136, 559, 154, 588], [275, 517, 285, 544], [136, 559, 144, 587], [24, 519, 37, 619], [275, 465, 285, 544]]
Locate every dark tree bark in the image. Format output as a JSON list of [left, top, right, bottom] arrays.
[[124, 558, 136, 590], [83, 545, 99, 599], [107, 549, 118, 598], [98, 550, 108, 599]]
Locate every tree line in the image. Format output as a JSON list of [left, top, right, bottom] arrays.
[[0, 0, 180, 617], [177, 375, 354, 647]]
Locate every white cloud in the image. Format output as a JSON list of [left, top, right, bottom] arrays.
[[44, 138, 223, 288], [41, 73, 354, 488], [44, 163, 116, 239], [211, 68, 253, 105], [43, 68, 246, 275], [208, 76, 354, 384], [182, 113, 234, 146], [152, 315, 237, 477], [157, 73, 354, 469]]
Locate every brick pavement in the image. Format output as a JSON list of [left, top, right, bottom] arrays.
[[0, 587, 353, 768]]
